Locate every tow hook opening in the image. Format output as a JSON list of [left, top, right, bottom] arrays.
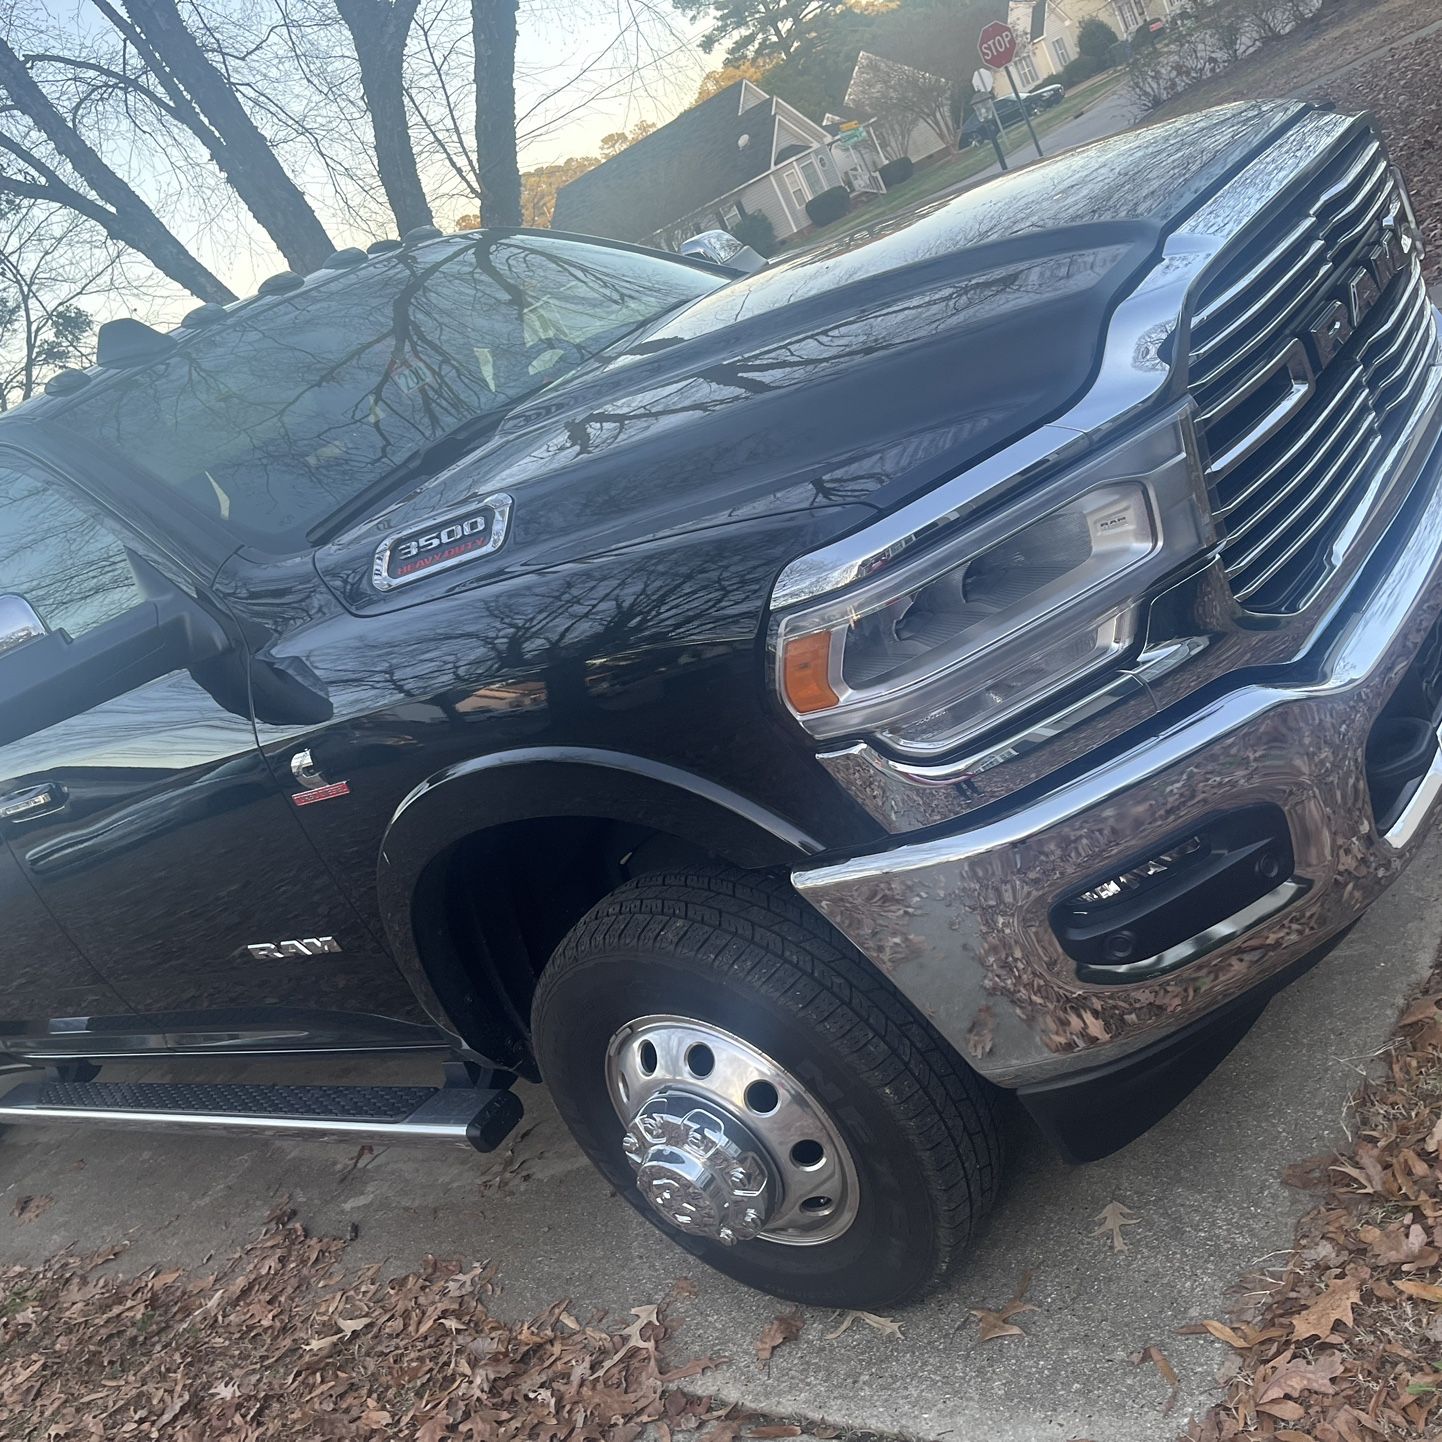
[[1366, 622, 1442, 833], [1052, 804, 1300, 983]]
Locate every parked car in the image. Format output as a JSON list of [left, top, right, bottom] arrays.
[[963, 90, 1053, 147], [1029, 82, 1065, 110], [0, 101, 1436, 1310]]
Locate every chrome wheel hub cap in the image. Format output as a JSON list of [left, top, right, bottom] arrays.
[[606, 1015, 859, 1246]]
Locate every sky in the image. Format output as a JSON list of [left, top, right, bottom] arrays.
[[25, 0, 712, 311]]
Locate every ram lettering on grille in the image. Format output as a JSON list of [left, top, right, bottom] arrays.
[[1187, 134, 1438, 613]]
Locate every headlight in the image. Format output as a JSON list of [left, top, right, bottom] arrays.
[[773, 406, 1213, 758]]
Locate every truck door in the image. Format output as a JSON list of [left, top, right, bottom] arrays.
[[0, 451, 429, 1050], [0, 839, 135, 1053]]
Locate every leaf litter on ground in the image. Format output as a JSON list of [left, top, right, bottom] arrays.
[[0, 1201, 779, 1440], [1184, 945, 1442, 1440]]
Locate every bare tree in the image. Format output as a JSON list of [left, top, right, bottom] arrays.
[[0, 197, 122, 406], [333, 0, 434, 231], [0, 33, 232, 302], [844, 50, 954, 160], [471, 0, 520, 225], [105, 0, 337, 270]]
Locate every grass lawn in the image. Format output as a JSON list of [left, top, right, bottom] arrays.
[[783, 70, 1128, 251]]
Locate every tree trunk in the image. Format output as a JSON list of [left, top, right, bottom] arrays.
[[335, 0, 434, 234], [119, 0, 336, 272], [470, 0, 521, 227], [0, 36, 233, 302]]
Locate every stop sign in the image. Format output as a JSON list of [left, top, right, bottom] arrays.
[[978, 21, 1018, 69]]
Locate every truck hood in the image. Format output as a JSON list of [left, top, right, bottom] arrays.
[[318, 101, 1307, 614]]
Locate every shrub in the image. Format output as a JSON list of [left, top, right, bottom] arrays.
[[877, 156, 914, 188], [1107, 39, 1131, 67], [804, 185, 850, 228], [731, 210, 776, 257], [1058, 53, 1106, 87], [1077, 16, 1119, 59]]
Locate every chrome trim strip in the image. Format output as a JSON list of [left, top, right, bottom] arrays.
[[1218, 375, 1368, 523], [1192, 217, 1314, 332]]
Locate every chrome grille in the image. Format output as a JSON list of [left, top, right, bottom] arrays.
[[1187, 132, 1438, 613]]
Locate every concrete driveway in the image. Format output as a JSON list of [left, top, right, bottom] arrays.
[[3, 830, 1439, 1441]]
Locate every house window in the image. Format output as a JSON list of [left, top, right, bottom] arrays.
[[1114, 0, 1144, 29], [785, 171, 807, 212], [1051, 35, 1071, 67], [721, 202, 742, 227], [1016, 52, 1039, 85], [798, 157, 822, 196]]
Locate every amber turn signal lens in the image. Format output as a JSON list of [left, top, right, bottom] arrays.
[[781, 631, 840, 714]]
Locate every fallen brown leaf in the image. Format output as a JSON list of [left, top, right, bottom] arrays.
[[11, 1194, 54, 1225], [822, 1309, 903, 1341], [970, 1304, 1033, 1341], [1092, 1200, 1141, 1253], [754, 1310, 803, 1366], [1138, 1344, 1180, 1414], [1290, 1276, 1363, 1341], [1199, 1319, 1249, 1349], [1255, 1347, 1345, 1404], [970, 1271, 1038, 1342], [1397, 1279, 1442, 1303]]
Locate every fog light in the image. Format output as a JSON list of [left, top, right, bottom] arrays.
[[1072, 836, 1204, 907], [1051, 806, 1301, 983]]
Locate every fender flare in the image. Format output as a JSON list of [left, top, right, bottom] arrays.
[[375, 747, 824, 1067]]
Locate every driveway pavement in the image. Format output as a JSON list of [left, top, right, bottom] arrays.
[[3, 832, 1440, 1440]]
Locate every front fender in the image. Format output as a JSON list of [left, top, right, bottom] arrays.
[[375, 746, 824, 1067]]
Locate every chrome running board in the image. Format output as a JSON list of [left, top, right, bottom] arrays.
[[0, 1077, 522, 1152]]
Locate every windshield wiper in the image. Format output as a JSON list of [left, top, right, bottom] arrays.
[[306, 407, 515, 546]]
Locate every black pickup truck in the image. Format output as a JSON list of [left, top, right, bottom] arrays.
[[0, 101, 1438, 1310]]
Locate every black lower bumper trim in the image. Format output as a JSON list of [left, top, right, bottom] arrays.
[[1018, 923, 1355, 1163]]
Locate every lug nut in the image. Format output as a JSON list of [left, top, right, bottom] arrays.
[[1102, 930, 1138, 962]]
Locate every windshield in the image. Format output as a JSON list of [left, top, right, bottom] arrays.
[[60, 235, 722, 548]]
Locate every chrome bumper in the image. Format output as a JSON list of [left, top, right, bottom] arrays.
[[796, 350, 1442, 1088]]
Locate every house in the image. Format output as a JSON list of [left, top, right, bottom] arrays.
[[550, 80, 855, 251], [839, 52, 956, 166], [993, 0, 1173, 97]]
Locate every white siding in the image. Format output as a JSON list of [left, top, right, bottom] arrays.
[[903, 118, 951, 162], [773, 113, 821, 165], [737, 79, 769, 114], [771, 96, 830, 145], [740, 175, 798, 238]]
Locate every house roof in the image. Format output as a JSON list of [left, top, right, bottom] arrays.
[[551, 82, 790, 243]]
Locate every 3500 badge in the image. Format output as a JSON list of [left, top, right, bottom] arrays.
[[372, 492, 513, 591]]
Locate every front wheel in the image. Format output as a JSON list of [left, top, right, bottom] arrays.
[[532, 869, 1004, 1309]]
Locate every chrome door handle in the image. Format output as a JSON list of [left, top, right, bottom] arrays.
[[0, 783, 66, 821]]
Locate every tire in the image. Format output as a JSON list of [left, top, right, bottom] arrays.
[[532, 868, 1004, 1309]]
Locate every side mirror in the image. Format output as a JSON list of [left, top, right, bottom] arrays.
[[679, 229, 766, 276], [0, 594, 47, 658]]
